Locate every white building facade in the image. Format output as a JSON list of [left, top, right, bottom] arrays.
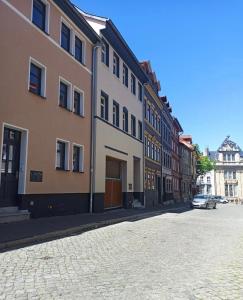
[[80, 11, 148, 211], [198, 137, 243, 200]]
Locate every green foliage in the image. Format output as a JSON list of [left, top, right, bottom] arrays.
[[193, 144, 215, 176], [196, 155, 215, 176]]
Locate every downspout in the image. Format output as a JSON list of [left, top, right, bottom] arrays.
[[90, 43, 102, 214], [142, 85, 146, 208]]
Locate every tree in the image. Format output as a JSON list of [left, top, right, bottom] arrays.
[[193, 144, 215, 177]]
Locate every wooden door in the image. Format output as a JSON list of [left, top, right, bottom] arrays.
[[105, 179, 122, 209], [0, 128, 21, 207]]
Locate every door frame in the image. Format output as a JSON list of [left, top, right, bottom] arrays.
[[0, 123, 29, 196]]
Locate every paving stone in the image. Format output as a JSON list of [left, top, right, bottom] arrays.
[[0, 204, 243, 299]]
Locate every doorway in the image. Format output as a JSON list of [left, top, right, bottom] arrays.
[[0, 128, 21, 207], [105, 157, 123, 209]]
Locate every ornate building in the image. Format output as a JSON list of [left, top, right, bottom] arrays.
[[198, 137, 243, 201]]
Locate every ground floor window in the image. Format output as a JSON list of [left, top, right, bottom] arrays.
[[145, 170, 156, 191], [225, 184, 237, 197]]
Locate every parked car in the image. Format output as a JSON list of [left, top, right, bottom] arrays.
[[211, 196, 228, 204], [191, 194, 217, 209]]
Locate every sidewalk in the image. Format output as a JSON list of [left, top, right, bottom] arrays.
[[0, 203, 190, 251]]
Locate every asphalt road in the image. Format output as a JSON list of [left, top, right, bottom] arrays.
[[1, 204, 243, 299]]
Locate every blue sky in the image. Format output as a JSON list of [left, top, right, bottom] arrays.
[[73, 0, 243, 151]]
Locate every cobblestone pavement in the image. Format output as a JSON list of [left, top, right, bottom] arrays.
[[1, 204, 243, 300]]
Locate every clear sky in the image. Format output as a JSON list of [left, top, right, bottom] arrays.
[[73, 0, 243, 151]]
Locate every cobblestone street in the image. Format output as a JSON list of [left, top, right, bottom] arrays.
[[1, 204, 243, 299]]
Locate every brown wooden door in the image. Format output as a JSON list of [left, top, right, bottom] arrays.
[[105, 179, 122, 209], [0, 128, 21, 207]]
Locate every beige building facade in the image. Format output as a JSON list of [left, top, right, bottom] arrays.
[[0, 0, 100, 217], [209, 137, 243, 200], [80, 11, 148, 211]]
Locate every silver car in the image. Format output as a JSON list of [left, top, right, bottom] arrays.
[[191, 194, 217, 209], [211, 196, 228, 204]]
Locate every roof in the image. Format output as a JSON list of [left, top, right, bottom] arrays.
[[78, 9, 149, 84], [173, 117, 183, 132], [217, 136, 241, 152], [140, 61, 161, 93], [179, 135, 194, 151]]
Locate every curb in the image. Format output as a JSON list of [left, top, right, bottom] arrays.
[[0, 206, 187, 252]]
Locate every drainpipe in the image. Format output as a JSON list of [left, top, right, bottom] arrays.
[[90, 43, 102, 214], [142, 85, 146, 208]]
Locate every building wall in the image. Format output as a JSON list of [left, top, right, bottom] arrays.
[[143, 85, 162, 208], [161, 105, 173, 203], [0, 0, 95, 216], [84, 20, 145, 211]]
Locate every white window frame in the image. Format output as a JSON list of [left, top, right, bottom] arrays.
[[73, 86, 85, 117], [28, 57, 47, 98], [31, 0, 50, 34], [74, 31, 86, 65], [59, 76, 72, 110], [113, 101, 119, 127], [131, 73, 136, 95], [113, 52, 119, 78], [72, 143, 84, 173], [55, 138, 70, 171], [60, 17, 74, 55]]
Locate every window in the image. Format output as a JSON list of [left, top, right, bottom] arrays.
[[146, 104, 150, 122], [61, 22, 71, 52], [151, 143, 154, 160], [123, 107, 128, 132], [73, 89, 84, 116], [131, 115, 136, 137], [131, 74, 136, 95], [100, 91, 109, 121], [123, 64, 128, 87], [73, 145, 84, 172], [158, 117, 161, 133], [101, 39, 109, 66], [144, 136, 147, 156], [29, 59, 46, 97], [138, 121, 143, 141], [144, 100, 147, 118], [56, 140, 69, 170], [29, 63, 42, 96], [138, 82, 143, 101], [151, 110, 154, 127], [225, 184, 237, 197], [32, 0, 47, 32], [75, 36, 83, 64], [113, 52, 119, 77], [59, 79, 71, 110], [113, 101, 119, 127], [147, 140, 150, 158]]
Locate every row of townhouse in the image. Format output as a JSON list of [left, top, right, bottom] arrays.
[[0, 0, 196, 220]]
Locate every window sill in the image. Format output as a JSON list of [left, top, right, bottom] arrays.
[[73, 112, 85, 118], [56, 167, 70, 172], [32, 23, 50, 36], [29, 89, 46, 100], [73, 170, 84, 174], [59, 104, 72, 112]]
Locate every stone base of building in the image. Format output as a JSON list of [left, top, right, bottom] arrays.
[[19, 193, 90, 218], [145, 190, 159, 208], [17, 192, 144, 218]]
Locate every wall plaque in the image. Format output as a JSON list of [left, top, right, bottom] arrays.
[[30, 171, 43, 182]]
